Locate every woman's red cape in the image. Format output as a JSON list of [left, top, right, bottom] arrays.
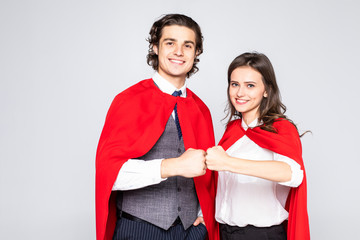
[[95, 79, 219, 240], [218, 119, 310, 240]]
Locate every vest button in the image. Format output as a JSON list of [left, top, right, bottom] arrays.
[[178, 207, 181, 211], [178, 148, 181, 153]]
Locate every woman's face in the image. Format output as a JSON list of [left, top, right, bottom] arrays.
[[229, 66, 267, 124]]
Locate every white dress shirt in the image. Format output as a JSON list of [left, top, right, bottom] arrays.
[[215, 118, 304, 227], [112, 72, 187, 191]]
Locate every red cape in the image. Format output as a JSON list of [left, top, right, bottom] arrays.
[[218, 119, 310, 240], [96, 79, 219, 240]]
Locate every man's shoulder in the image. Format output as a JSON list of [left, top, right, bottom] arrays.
[[119, 78, 153, 95], [113, 78, 154, 100]]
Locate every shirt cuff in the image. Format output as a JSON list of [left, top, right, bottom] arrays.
[[197, 207, 203, 217], [274, 153, 304, 187], [112, 159, 167, 191]]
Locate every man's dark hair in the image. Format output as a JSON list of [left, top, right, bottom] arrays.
[[146, 14, 204, 78]]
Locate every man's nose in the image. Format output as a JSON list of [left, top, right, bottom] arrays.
[[174, 45, 184, 56]]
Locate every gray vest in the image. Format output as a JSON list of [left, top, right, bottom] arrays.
[[118, 116, 199, 230]]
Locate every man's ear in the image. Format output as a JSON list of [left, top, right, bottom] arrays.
[[195, 49, 201, 57], [153, 45, 158, 55]]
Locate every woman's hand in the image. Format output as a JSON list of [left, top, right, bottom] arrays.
[[206, 146, 294, 183], [205, 146, 230, 171]]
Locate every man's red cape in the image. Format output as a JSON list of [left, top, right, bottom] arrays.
[[218, 119, 310, 240], [96, 79, 219, 240]]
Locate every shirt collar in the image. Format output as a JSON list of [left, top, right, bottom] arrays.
[[241, 118, 261, 130], [152, 72, 187, 97]]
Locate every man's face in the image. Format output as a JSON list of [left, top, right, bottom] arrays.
[[153, 25, 197, 86]]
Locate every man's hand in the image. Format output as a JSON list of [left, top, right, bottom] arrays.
[[161, 148, 207, 178], [193, 216, 205, 226]]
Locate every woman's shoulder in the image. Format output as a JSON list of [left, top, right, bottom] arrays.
[[271, 118, 300, 139]]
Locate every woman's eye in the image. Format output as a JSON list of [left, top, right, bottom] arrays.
[[231, 83, 238, 87]]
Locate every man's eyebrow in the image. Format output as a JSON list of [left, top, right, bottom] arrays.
[[184, 40, 195, 45], [163, 38, 177, 42], [162, 38, 195, 45]]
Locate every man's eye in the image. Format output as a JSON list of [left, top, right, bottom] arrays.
[[185, 44, 192, 48], [247, 84, 255, 88]]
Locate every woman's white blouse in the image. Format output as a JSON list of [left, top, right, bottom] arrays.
[[215, 119, 304, 227]]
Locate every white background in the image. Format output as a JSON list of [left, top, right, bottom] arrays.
[[1, 0, 359, 239]]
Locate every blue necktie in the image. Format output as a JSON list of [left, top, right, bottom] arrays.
[[172, 90, 182, 140]]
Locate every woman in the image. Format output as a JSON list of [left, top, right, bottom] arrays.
[[205, 52, 310, 240]]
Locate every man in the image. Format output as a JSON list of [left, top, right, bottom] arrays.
[[96, 14, 219, 240]]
